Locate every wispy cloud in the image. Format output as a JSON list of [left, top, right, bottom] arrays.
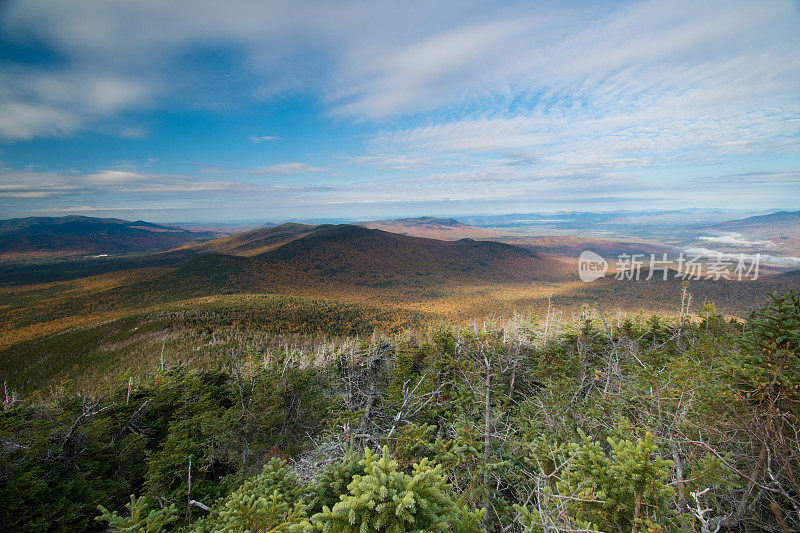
[[0, 67, 153, 140], [698, 169, 800, 185], [0, 0, 798, 218], [244, 162, 327, 175], [6, 1, 796, 129], [0, 167, 261, 198]]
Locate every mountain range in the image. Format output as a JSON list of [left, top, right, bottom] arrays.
[[701, 210, 800, 255], [360, 216, 502, 241], [2, 213, 798, 363], [2, 212, 797, 286], [0, 215, 216, 259]]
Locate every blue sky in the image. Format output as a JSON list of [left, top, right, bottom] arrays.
[[0, 0, 799, 222]]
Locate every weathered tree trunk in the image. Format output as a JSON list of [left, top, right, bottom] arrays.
[[357, 342, 387, 442], [672, 445, 687, 514], [737, 445, 767, 519], [483, 353, 492, 523], [632, 491, 642, 533]]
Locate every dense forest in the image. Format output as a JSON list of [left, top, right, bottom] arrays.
[[1, 290, 798, 532]]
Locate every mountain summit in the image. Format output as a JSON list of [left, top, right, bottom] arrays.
[[163, 224, 570, 294]]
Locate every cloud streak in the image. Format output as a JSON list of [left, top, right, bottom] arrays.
[[0, 0, 798, 218], [5, 1, 797, 130]]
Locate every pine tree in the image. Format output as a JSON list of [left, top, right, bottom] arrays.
[[190, 457, 310, 533], [740, 291, 800, 412], [737, 291, 800, 444], [564, 430, 674, 532], [307, 452, 364, 515], [311, 446, 484, 532], [747, 291, 800, 352], [733, 291, 800, 529], [96, 495, 178, 533]]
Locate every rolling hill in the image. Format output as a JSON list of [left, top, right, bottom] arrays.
[[702, 210, 800, 256], [181, 222, 318, 256], [361, 216, 503, 240], [0, 215, 216, 259], [711, 210, 800, 234], [260, 224, 569, 282], [502, 235, 678, 258], [159, 224, 573, 294]]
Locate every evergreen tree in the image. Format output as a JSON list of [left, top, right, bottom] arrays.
[[730, 291, 800, 529], [740, 291, 800, 413], [307, 452, 364, 515], [311, 446, 484, 532], [96, 495, 178, 533], [564, 431, 674, 532], [191, 458, 310, 532]]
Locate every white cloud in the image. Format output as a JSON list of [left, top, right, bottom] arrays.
[[332, 0, 800, 121], [346, 153, 436, 171], [245, 162, 327, 175], [331, 17, 533, 118], [0, 172, 79, 198], [699, 170, 800, 185], [118, 127, 150, 139], [0, 167, 263, 198], [0, 102, 82, 141], [1, 0, 798, 152], [82, 170, 145, 185], [0, 0, 798, 217], [0, 68, 153, 140]]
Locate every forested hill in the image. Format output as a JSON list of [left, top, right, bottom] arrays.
[[360, 216, 503, 240], [157, 224, 573, 294], [1, 291, 798, 532], [259, 224, 567, 282], [182, 222, 318, 256], [711, 209, 800, 231], [0, 215, 215, 258]]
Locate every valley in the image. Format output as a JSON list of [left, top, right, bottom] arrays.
[[1, 212, 798, 397]]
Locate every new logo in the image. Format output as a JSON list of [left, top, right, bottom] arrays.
[[578, 250, 607, 282]]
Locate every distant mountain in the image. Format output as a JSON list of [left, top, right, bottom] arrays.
[[160, 224, 572, 294], [361, 216, 503, 241], [0, 215, 216, 259], [711, 210, 800, 234], [503, 235, 677, 258], [704, 211, 800, 255], [184, 222, 318, 256], [402, 216, 465, 227]]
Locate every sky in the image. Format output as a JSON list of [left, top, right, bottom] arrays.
[[0, 0, 799, 223]]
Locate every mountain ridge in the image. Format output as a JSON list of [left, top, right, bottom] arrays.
[[0, 215, 216, 259], [360, 216, 502, 240], [158, 224, 572, 294]]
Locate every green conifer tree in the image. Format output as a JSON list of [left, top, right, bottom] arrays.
[[307, 452, 364, 515], [190, 457, 310, 533], [740, 291, 800, 412], [96, 495, 178, 533], [311, 446, 484, 532], [564, 431, 674, 532]]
